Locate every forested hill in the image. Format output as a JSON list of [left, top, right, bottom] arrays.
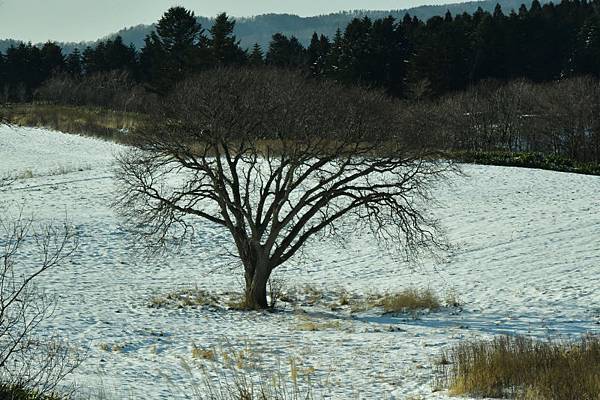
[[0, 0, 545, 52]]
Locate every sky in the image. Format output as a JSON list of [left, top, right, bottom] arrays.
[[0, 0, 458, 43]]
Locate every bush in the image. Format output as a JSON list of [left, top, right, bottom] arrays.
[[452, 150, 600, 175], [438, 335, 600, 399], [376, 288, 441, 314]]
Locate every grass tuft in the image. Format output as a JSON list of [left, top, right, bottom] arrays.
[[192, 344, 216, 361], [149, 287, 220, 309], [295, 319, 342, 332], [225, 293, 250, 311], [376, 288, 441, 314]]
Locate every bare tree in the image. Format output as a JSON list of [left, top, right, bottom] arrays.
[[115, 68, 451, 310], [0, 181, 80, 396]]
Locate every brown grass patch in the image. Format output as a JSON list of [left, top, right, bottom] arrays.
[[1, 103, 148, 143], [376, 288, 441, 314], [439, 335, 600, 399], [149, 287, 220, 309]]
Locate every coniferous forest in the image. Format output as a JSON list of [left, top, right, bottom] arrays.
[[3, 0, 600, 167], [4, 0, 600, 99]]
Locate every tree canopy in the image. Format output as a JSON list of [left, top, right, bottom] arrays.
[[115, 68, 450, 309], [4, 1, 600, 100]]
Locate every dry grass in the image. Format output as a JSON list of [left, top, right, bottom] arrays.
[[295, 319, 342, 332], [179, 355, 318, 400], [192, 345, 216, 361], [438, 335, 600, 400], [225, 293, 250, 311], [301, 286, 324, 306], [97, 342, 127, 352], [443, 288, 462, 308], [149, 287, 220, 309], [376, 288, 441, 314], [1, 103, 147, 143]]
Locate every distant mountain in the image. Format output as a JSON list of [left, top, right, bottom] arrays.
[[0, 0, 548, 53]]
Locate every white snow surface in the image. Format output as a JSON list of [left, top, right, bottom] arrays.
[[1, 125, 599, 399]]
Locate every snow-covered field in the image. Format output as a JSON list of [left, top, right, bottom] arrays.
[[1, 125, 599, 399]]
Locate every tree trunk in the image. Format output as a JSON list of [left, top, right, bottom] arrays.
[[244, 258, 271, 310]]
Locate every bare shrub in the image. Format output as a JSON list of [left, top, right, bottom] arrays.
[[35, 71, 157, 114], [420, 76, 600, 165], [0, 182, 80, 397]]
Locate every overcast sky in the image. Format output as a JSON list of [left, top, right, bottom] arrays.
[[0, 0, 458, 43]]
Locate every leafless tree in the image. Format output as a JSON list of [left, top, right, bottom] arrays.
[[420, 76, 600, 164], [0, 180, 80, 396], [35, 71, 158, 113], [115, 68, 452, 310], [535, 77, 600, 162]]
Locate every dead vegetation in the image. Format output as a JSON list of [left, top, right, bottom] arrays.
[[437, 334, 600, 400], [149, 287, 221, 309], [376, 288, 441, 314], [0, 103, 147, 143], [179, 348, 319, 400]]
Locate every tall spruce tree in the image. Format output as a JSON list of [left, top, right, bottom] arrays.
[[307, 32, 330, 77], [572, 14, 600, 77], [209, 13, 246, 66], [265, 33, 305, 67], [140, 6, 209, 91], [339, 17, 374, 84], [370, 16, 409, 95], [248, 43, 264, 66], [324, 28, 344, 79], [0, 51, 6, 101], [40, 42, 65, 78], [65, 49, 83, 77]]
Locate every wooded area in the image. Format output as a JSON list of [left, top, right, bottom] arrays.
[[3, 0, 600, 99]]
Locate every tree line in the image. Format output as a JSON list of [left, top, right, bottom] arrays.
[[3, 0, 600, 101]]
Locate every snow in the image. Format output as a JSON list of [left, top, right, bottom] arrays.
[[1, 124, 599, 399]]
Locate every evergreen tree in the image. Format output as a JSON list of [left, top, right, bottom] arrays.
[[0, 51, 6, 100], [572, 15, 600, 77], [209, 13, 246, 66], [81, 37, 137, 76], [65, 49, 83, 76], [470, 8, 507, 80], [248, 43, 264, 66], [104, 36, 137, 73], [408, 13, 472, 95], [324, 28, 344, 79], [40, 42, 65, 78], [139, 33, 163, 82], [140, 6, 209, 91], [265, 33, 305, 67], [339, 17, 374, 84], [4, 43, 43, 101], [369, 16, 409, 95], [82, 46, 100, 75], [307, 32, 330, 77]]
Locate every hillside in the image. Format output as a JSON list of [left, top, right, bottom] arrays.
[[2, 124, 598, 398], [0, 0, 547, 53]]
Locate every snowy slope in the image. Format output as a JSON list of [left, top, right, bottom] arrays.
[[1, 125, 598, 399]]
